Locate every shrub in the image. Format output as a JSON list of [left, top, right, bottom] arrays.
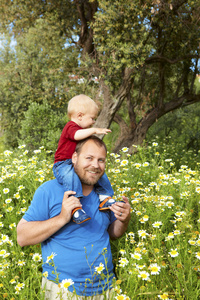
[[19, 102, 66, 152]]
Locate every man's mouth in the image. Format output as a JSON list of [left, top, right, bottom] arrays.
[[87, 169, 101, 175]]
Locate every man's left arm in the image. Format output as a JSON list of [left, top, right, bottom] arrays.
[[108, 196, 131, 239]]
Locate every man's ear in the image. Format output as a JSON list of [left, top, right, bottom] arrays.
[[72, 151, 77, 164]]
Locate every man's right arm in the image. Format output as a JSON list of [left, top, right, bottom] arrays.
[[17, 216, 66, 247], [17, 191, 81, 247]]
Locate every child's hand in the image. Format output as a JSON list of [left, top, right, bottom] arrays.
[[95, 128, 112, 135]]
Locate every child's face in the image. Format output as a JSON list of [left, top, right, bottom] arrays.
[[79, 110, 97, 128]]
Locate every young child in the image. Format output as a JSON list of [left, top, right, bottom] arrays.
[[53, 94, 115, 224]]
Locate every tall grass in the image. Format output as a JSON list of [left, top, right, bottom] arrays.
[[0, 139, 200, 299]]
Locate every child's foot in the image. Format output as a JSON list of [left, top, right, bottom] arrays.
[[99, 195, 116, 211], [72, 208, 91, 224]]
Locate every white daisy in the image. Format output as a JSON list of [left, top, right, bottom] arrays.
[[60, 278, 74, 290]]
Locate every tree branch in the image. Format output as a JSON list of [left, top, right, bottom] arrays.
[[145, 54, 200, 65]]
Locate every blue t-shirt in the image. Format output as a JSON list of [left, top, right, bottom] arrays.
[[23, 179, 116, 296]]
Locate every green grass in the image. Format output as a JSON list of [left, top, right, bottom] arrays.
[[0, 140, 200, 299]]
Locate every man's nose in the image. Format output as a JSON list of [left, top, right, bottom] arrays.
[[91, 159, 99, 168]]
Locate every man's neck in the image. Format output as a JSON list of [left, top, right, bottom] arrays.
[[82, 184, 94, 196]]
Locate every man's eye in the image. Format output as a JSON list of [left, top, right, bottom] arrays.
[[86, 157, 92, 160], [99, 159, 105, 163]]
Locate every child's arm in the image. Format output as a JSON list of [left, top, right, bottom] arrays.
[[74, 128, 111, 141]]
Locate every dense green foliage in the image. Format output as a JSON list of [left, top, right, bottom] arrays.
[[147, 102, 200, 154], [0, 0, 199, 151], [19, 102, 66, 151]]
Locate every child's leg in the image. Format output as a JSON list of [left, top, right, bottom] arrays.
[[53, 160, 83, 197], [53, 160, 91, 224], [95, 173, 116, 211]]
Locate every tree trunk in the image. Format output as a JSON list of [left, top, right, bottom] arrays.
[[112, 93, 200, 153], [94, 68, 134, 128]]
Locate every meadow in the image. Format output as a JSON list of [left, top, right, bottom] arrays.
[[0, 138, 200, 300]]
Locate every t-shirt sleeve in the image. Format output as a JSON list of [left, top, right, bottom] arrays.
[[66, 122, 82, 140], [23, 185, 49, 222], [110, 210, 117, 224]]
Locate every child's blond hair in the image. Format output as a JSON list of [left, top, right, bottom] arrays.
[[67, 94, 99, 118]]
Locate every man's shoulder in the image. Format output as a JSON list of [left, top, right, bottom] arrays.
[[34, 179, 64, 203], [37, 179, 61, 192]]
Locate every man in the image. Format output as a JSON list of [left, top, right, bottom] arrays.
[[17, 136, 131, 299]]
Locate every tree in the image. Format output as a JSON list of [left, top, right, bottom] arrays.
[[0, 13, 80, 147], [90, 0, 200, 152], [0, 0, 199, 152]]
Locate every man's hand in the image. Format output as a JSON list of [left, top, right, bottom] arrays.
[[110, 196, 131, 223], [59, 191, 82, 224]]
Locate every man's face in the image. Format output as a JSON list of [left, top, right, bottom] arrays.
[[72, 140, 106, 186]]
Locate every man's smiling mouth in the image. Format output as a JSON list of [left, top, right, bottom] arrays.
[[87, 170, 100, 174]]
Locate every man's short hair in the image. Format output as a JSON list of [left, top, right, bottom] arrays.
[[75, 136, 107, 155]]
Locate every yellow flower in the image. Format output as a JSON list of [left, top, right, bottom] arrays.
[[43, 271, 48, 278], [17, 260, 26, 266], [10, 279, 16, 284], [121, 147, 129, 153], [46, 252, 57, 263], [138, 271, 150, 281], [196, 187, 200, 194], [14, 193, 20, 199], [158, 293, 170, 299], [60, 278, 74, 290], [119, 257, 129, 267], [116, 280, 122, 285], [154, 248, 160, 253], [131, 252, 142, 260], [95, 262, 105, 274], [115, 295, 130, 300], [3, 188, 9, 194], [0, 250, 6, 257], [4, 150, 13, 156], [15, 282, 25, 291], [32, 253, 42, 262], [169, 248, 179, 257], [149, 263, 161, 275]]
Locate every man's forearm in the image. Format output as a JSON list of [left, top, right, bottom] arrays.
[[17, 191, 82, 247], [108, 197, 131, 240], [17, 216, 66, 247], [108, 219, 129, 240]]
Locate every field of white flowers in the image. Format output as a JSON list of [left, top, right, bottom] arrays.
[[0, 140, 200, 299]]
